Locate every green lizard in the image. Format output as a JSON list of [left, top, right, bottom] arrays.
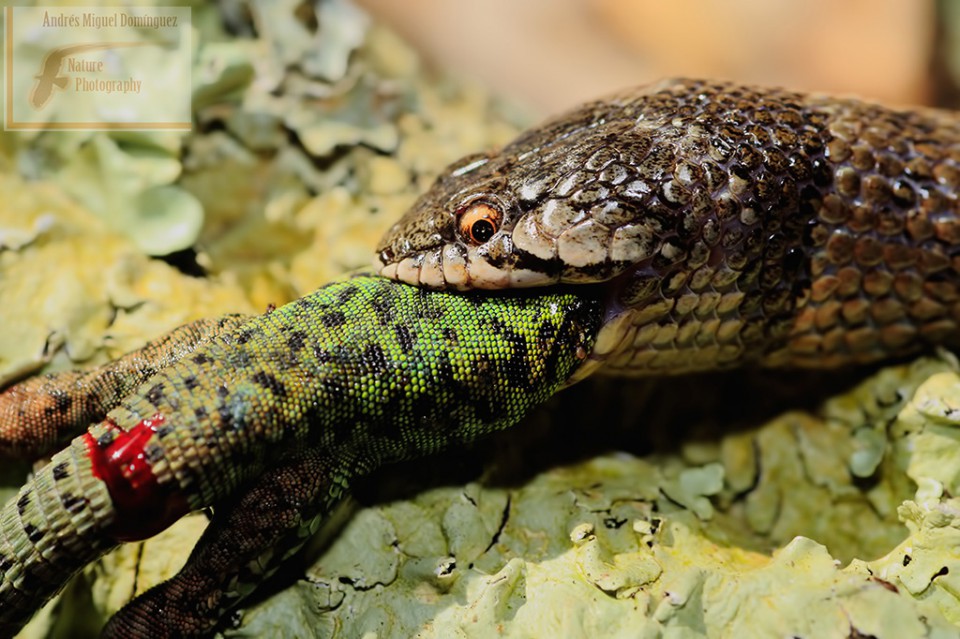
[[0, 275, 599, 637]]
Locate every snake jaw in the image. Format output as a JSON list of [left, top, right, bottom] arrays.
[[379, 240, 558, 290]]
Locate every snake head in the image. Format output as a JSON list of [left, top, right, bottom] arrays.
[[376, 81, 713, 291], [376, 150, 563, 290], [375, 120, 660, 291]]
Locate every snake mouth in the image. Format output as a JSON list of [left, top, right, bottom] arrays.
[[377, 244, 557, 290]]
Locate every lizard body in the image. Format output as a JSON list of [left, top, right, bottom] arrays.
[[0, 275, 598, 637]]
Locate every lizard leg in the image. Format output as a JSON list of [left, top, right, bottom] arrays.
[[0, 314, 250, 459], [100, 446, 366, 638]]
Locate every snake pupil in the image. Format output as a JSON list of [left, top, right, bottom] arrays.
[[471, 219, 495, 243], [457, 202, 502, 245]]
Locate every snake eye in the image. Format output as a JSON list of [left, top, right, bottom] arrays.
[[457, 201, 502, 245]]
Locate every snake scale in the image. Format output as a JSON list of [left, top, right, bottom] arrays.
[[1, 79, 958, 636]]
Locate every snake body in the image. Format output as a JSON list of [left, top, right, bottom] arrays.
[[2, 79, 960, 636], [378, 78, 960, 378]]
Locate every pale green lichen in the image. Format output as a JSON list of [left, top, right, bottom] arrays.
[[0, 174, 258, 387], [2, 1, 198, 256], [55, 136, 204, 256]]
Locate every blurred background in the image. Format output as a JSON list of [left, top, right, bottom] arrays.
[[358, 0, 960, 114]]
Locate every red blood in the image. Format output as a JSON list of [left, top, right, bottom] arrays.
[[83, 413, 189, 542]]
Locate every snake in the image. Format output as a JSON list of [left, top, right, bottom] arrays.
[[377, 78, 960, 379], [1, 78, 959, 636]]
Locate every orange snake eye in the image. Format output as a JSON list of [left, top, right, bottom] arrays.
[[457, 202, 502, 245]]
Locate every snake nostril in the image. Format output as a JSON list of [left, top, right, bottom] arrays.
[[378, 247, 395, 265]]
